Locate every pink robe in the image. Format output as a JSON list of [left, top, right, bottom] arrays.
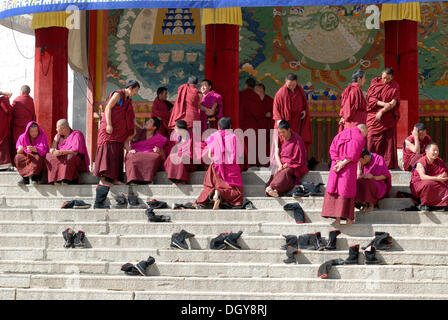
[[200, 90, 223, 132], [339, 83, 367, 131], [356, 153, 391, 205]]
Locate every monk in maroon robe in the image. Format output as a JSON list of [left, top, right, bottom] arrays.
[[0, 91, 13, 170], [273, 73, 312, 148], [339, 70, 367, 132], [366, 68, 400, 169], [410, 143, 448, 211], [402, 123, 433, 172], [321, 124, 368, 226], [150, 87, 172, 138], [15, 121, 49, 185], [46, 119, 90, 184], [168, 76, 201, 130], [265, 120, 308, 197], [255, 83, 274, 163], [125, 117, 168, 184], [93, 80, 138, 186]]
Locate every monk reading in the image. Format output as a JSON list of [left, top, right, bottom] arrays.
[[168, 76, 201, 130], [45, 119, 90, 185], [15, 121, 49, 185], [355, 149, 391, 214], [339, 70, 367, 131], [321, 124, 368, 226], [94, 80, 139, 186], [265, 120, 308, 197], [125, 117, 168, 185], [410, 142, 448, 212], [150, 87, 173, 138], [366, 67, 400, 169], [255, 83, 274, 162], [273, 73, 312, 148], [198, 79, 223, 133], [402, 123, 433, 172], [0, 91, 13, 170], [195, 117, 244, 209]]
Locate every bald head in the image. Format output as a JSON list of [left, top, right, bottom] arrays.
[[20, 85, 30, 95], [56, 119, 71, 137], [357, 124, 368, 137], [57, 119, 70, 128]]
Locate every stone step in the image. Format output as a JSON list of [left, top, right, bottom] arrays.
[[1, 260, 448, 281], [3, 274, 447, 295], [14, 288, 134, 300], [1, 234, 448, 252]]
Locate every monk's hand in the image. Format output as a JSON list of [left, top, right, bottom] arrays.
[[153, 147, 163, 156], [128, 149, 136, 154], [53, 150, 62, 157], [282, 163, 288, 169], [412, 127, 419, 138], [437, 174, 448, 182], [339, 118, 345, 125], [265, 112, 271, 118], [364, 174, 374, 180], [300, 110, 306, 120], [106, 124, 113, 134], [375, 110, 384, 121]]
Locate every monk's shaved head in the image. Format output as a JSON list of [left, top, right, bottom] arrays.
[[56, 119, 70, 128], [425, 142, 439, 151], [21, 85, 31, 95], [357, 124, 368, 137]]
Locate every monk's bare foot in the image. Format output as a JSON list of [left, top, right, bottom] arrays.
[[332, 218, 341, 227], [266, 186, 279, 198], [212, 190, 221, 210], [364, 204, 374, 214], [346, 219, 354, 226]]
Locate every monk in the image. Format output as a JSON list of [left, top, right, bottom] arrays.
[[168, 76, 201, 130], [410, 142, 448, 212], [94, 80, 139, 186], [0, 90, 13, 170], [198, 79, 223, 133], [355, 149, 392, 213], [402, 123, 433, 171], [255, 83, 274, 161], [339, 70, 367, 131], [273, 73, 312, 148], [321, 124, 368, 226], [265, 120, 308, 197], [125, 117, 168, 184], [15, 121, 49, 185], [366, 67, 400, 169], [45, 119, 90, 185], [195, 117, 244, 209], [150, 87, 173, 138]]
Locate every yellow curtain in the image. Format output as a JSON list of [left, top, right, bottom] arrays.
[[31, 11, 69, 30], [202, 7, 242, 26], [381, 2, 421, 23]]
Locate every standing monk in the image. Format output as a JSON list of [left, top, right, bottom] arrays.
[[0, 91, 13, 170], [255, 83, 274, 162], [410, 143, 448, 212], [150, 87, 172, 138], [321, 124, 368, 226], [265, 120, 308, 197], [402, 123, 433, 172], [45, 119, 90, 185], [339, 70, 367, 131], [168, 75, 201, 130], [198, 79, 223, 133], [273, 73, 312, 148], [366, 67, 400, 169]]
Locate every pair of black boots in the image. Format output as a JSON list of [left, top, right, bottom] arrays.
[[62, 228, 86, 248], [170, 230, 195, 250], [283, 230, 341, 251], [145, 208, 171, 222], [210, 231, 243, 250], [292, 182, 324, 197], [121, 256, 155, 276], [18, 175, 41, 186], [345, 244, 381, 265], [113, 191, 146, 209]]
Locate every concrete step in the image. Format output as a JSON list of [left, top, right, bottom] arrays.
[[13, 288, 134, 300]]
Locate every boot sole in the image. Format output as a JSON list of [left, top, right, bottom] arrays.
[[171, 241, 188, 250], [224, 239, 241, 250]]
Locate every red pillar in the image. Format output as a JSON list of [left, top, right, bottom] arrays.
[[34, 27, 68, 144], [385, 20, 419, 146], [205, 24, 240, 128]]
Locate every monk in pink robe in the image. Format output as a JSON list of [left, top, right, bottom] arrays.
[[198, 79, 223, 133], [265, 120, 308, 197], [94, 81, 138, 185], [402, 123, 433, 172], [410, 143, 448, 211], [15, 121, 49, 185], [366, 68, 400, 169], [255, 83, 274, 163], [195, 117, 244, 209], [0, 91, 13, 170], [168, 76, 201, 130], [339, 70, 367, 132], [125, 117, 168, 184], [321, 124, 368, 226], [45, 119, 90, 184], [355, 150, 392, 213], [150, 87, 172, 138]]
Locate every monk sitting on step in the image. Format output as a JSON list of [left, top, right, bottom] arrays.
[[402, 123, 433, 172]]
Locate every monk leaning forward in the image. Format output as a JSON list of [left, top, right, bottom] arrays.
[[402, 123, 433, 172]]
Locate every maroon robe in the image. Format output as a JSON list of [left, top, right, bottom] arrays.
[[168, 83, 200, 130], [339, 83, 367, 132], [11, 94, 35, 143], [366, 77, 400, 169], [94, 89, 135, 181], [410, 156, 448, 207], [151, 97, 172, 138], [402, 134, 433, 171], [0, 95, 12, 166], [239, 88, 263, 131], [164, 133, 197, 183], [273, 84, 312, 148]]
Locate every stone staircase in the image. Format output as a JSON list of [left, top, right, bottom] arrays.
[[1, 169, 448, 300]]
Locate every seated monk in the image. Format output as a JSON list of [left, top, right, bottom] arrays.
[[265, 120, 308, 197], [125, 117, 168, 184], [402, 123, 433, 171], [150, 87, 173, 138], [195, 117, 244, 209], [355, 149, 391, 214], [15, 121, 49, 185], [46, 119, 90, 185], [410, 142, 448, 212]]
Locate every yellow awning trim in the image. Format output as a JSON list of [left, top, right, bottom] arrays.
[[381, 2, 421, 23], [202, 7, 242, 26], [32, 11, 69, 30]]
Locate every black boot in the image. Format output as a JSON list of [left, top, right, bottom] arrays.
[[364, 245, 382, 264], [127, 191, 147, 209], [313, 232, 326, 251], [280, 234, 298, 250], [292, 185, 309, 198], [73, 200, 91, 209], [121, 263, 139, 275], [170, 229, 195, 250], [62, 228, 75, 248], [283, 203, 306, 224], [344, 244, 359, 264], [317, 258, 345, 278], [135, 256, 156, 276], [210, 232, 229, 250], [361, 232, 392, 251], [17, 177, 30, 186], [283, 246, 299, 264], [145, 208, 171, 222], [325, 230, 341, 250], [112, 192, 128, 209], [94, 185, 110, 209], [73, 230, 86, 248], [298, 234, 315, 249], [224, 231, 243, 250]]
